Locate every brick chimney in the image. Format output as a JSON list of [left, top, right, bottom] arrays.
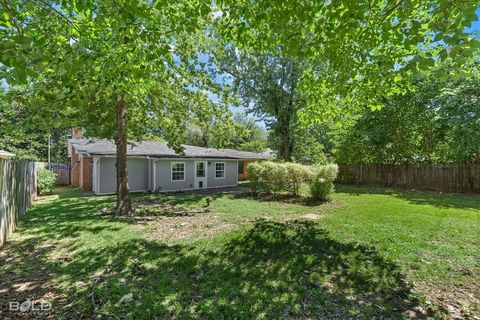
[[71, 128, 84, 139]]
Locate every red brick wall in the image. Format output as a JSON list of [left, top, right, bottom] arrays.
[[71, 146, 80, 187], [79, 156, 92, 192], [239, 159, 260, 181]]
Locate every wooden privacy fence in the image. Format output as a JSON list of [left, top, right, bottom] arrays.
[[337, 163, 480, 193], [0, 158, 37, 246], [37, 162, 70, 185]]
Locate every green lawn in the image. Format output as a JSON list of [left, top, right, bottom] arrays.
[[0, 184, 479, 319]]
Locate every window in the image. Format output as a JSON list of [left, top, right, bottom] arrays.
[[171, 162, 185, 181], [238, 161, 244, 174], [196, 162, 205, 177], [215, 162, 225, 179]]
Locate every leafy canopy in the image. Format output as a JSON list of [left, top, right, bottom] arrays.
[[1, 0, 223, 147], [216, 0, 480, 121]]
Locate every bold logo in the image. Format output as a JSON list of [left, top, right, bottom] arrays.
[[9, 299, 51, 315]]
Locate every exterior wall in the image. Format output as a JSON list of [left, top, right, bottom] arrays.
[[79, 156, 92, 192], [238, 159, 259, 181], [95, 157, 239, 194], [207, 160, 238, 188], [71, 146, 80, 187], [154, 159, 195, 192], [98, 157, 116, 194], [97, 157, 149, 194]]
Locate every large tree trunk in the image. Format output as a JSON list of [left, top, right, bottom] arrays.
[[114, 98, 132, 215]]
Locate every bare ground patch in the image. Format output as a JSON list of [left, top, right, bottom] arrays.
[[113, 199, 239, 243]]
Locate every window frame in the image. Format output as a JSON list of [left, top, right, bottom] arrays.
[[196, 161, 206, 178], [215, 161, 226, 179], [171, 161, 186, 182]]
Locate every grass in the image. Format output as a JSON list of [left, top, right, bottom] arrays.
[[0, 184, 479, 319]]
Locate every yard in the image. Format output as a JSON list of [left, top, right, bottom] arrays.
[[1, 184, 479, 319]]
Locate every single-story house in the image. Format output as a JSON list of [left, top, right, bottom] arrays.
[[68, 130, 268, 195]]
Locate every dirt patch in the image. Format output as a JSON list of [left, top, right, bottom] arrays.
[[415, 277, 480, 319], [112, 199, 238, 243], [128, 213, 237, 243]]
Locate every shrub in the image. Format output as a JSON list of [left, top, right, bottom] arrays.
[[284, 162, 310, 195], [259, 161, 286, 194], [246, 162, 263, 194], [309, 163, 339, 201], [37, 167, 57, 195]]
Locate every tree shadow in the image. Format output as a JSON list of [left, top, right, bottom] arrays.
[[232, 191, 324, 207], [13, 220, 431, 319], [337, 184, 480, 211]]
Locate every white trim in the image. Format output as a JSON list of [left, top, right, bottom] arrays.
[[171, 161, 186, 182], [152, 160, 157, 191], [236, 160, 239, 181], [194, 160, 208, 189], [214, 161, 226, 179], [92, 155, 251, 161]]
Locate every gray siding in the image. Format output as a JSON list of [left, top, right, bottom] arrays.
[[154, 159, 195, 191], [98, 157, 149, 194], [96, 157, 238, 194], [207, 160, 238, 188]]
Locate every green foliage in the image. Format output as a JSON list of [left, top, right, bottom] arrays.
[[217, 0, 480, 119], [184, 112, 267, 152], [334, 62, 480, 164], [259, 161, 286, 194], [37, 167, 57, 195], [284, 162, 310, 196], [246, 162, 262, 194], [0, 94, 69, 162], [309, 164, 339, 201]]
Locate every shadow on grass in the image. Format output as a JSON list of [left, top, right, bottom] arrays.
[[232, 191, 324, 207], [3, 220, 431, 319], [337, 184, 480, 211]]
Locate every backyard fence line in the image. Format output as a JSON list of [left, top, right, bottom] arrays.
[[37, 162, 70, 185], [0, 158, 37, 246], [337, 163, 480, 193]]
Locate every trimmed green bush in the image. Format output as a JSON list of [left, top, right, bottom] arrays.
[[259, 161, 286, 194], [246, 162, 263, 194], [284, 162, 310, 196], [309, 163, 338, 201], [37, 167, 57, 195]]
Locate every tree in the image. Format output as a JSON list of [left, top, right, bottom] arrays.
[[1, 0, 219, 214], [217, 0, 479, 122], [184, 112, 267, 152], [334, 61, 480, 164], [217, 48, 306, 161], [0, 90, 69, 162]]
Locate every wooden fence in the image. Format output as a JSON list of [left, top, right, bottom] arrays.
[[37, 162, 70, 185], [337, 163, 480, 193], [0, 158, 37, 246]]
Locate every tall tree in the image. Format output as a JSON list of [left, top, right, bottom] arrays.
[[334, 62, 480, 164], [217, 49, 306, 161], [217, 0, 480, 123], [1, 0, 219, 214]]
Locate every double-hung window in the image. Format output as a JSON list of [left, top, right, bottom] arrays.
[[215, 162, 225, 179], [171, 162, 185, 181]]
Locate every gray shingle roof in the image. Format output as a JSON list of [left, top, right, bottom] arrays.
[[69, 138, 269, 160]]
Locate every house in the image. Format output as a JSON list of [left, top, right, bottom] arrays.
[[68, 130, 268, 195]]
